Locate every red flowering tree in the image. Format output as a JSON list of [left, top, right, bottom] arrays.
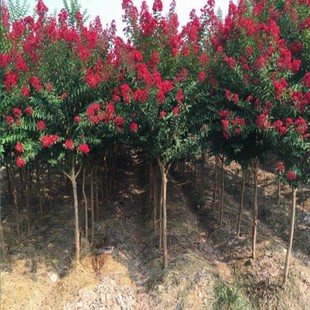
[[0, 0, 118, 261]]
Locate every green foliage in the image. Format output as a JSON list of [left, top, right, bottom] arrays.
[[7, 0, 29, 22], [62, 0, 89, 26]]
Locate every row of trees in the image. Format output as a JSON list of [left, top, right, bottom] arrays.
[[1, 0, 309, 285]]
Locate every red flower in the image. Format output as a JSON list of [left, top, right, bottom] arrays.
[[219, 110, 231, 119], [172, 106, 180, 116], [84, 70, 100, 88], [65, 139, 74, 151], [37, 120, 46, 131], [160, 111, 166, 118], [25, 107, 33, 116], [15, 141, 23, 153], [176, 89, 184, 103], [276, 161, 284, 173], [114, 116, 125, 127], [130, 122, 138, 133], [41, 135, 59, 147], [29, 76, 42, 92], [198, 71, 205, 83], [256, 114, 270, 129], [291, 59, 301, 73], [6, 116, 14, 125], [74, 116, 82, 123], [78, 143, 90, 154], [21, 85, 30, 97], [302, 72, 310, 88], [287, 170, 297, 181], [16, 156, 25, 167], [13, 108, 22, 118]]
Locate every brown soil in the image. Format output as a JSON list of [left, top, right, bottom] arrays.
[[1, 152, 309, 309]]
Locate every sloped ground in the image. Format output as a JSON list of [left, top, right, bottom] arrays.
[[188, 156, 310, 310], [1, 153, 310, 309]]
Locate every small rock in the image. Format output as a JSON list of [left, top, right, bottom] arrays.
[[157, 284, 164, 293]]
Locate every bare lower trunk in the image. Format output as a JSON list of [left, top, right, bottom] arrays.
[[159, 179, 163, 251], [95, 168, 99, 222], [82, 168, 89, 241], [283, 186, 297, 286], [65, 159, 82, 262], [212, 156, 218, 210], [153, 165, 158, 233], [12, 174, 21, 242], [201, 154, 205, 200], [6, 166, 12, 198], [277, 179, 281, 207], [220, 157, 225, 225], [237, 170, 246, 237], [25, 168, 30, 233], [36, 163, 43, 219], [252, 159, 259, 261], [90, 168, 95, 240]]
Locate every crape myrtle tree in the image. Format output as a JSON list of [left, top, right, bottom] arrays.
[[120, 0, 201, 268], [198, 0, 310, 265], [0, 0, 119, 261]]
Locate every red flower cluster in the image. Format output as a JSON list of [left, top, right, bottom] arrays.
[[37, 120, 46, 131], [13, 108, 22, 118], [256, 113, 270, 129], [21, 85, 30, 97], [41, 135, 59, 147], [287, 170, 297, 181], [16, 156, 25, 167], [276, 161, 284, 173], [78, 143, 90, 154], [65, 139, 74, 151], [15, 141, 24, 153], [130, 122, 138, 133]]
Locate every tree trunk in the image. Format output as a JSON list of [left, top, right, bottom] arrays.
[[6, 166, 12, 198], [252, 159, 259, 261], [82, 168, 89, 241], [212, 156, 218, 210], [36, 163, 43, 219], [283, 186, 297, 286], [220, 156, 225, 225], [65, 159, 82, 262], [157, 158, 171, 269], [237, 170, 246, 237], [153, 166, 158, 232], [159, 179, 163, 251], [95, 168, 99, 222], [90, 168, 95, 240], [25, 168, 31, 233], [12, 173, 21, 242], [201, 154, 205, 201], [277, 179, 281, 207]]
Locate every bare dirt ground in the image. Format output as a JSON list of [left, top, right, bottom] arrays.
[[1, 152, 310, 309]]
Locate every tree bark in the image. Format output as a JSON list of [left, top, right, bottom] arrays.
[[252, 159, 259, 261], [237, 170, 246, 237], [95, 168, 99, 222], [25, 167, 31, 233], [201, 154, 205, 201], [65, 159, 82, 262], [277, 179, 281, 207], [82, 168, 89, 241], [36, 162, 43, 220], [212, 156, 218, 210], [6, 166, 12, 198], [283, 186, 297, 286], [153, 166, 158, 232], [157, 158, 171, 269], [220, 156, 225, 225], [90, 168, 95, 240], [12, 173, 21, 242]]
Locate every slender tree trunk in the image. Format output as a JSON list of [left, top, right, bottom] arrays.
[[19, 168, 24, 199], [201, 154, 205, 201], [65, 159, 82, 262], [237, 170, 246, 237], [159, 179, 163, 251], [157, 158, 171, 269], [82, 168, 89, 241], [252, 159, 259, 261], [283, 186, 297, 286], [12, 173, 21, 242], [95, 168, 99, 222], [25, 168, 30, 233], [0, 221, 7, 261], [36, 163, 43, 219], [277, 179, 281, 207], [154, 165, 158, 233], [220, 156, 225, 225], [194, 157, 197, 191], [212, 156, 218, 210], [149, 164, 154, 207], [90, 168, 95, 240]]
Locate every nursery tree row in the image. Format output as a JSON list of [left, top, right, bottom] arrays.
[[1, 0, 309, 285]]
